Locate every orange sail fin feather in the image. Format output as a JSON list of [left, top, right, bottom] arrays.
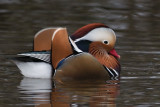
[[34, 28, 58, 51], [51, 28, 73, 69]]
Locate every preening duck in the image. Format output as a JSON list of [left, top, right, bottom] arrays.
[[13, 23, 120, 80]]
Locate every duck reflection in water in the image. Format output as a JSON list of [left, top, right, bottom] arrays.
[[18, 78, 52, 106], [51, 80, 120, 107], [18, 78, 119, 107]]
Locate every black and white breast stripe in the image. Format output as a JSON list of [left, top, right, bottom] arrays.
[[68, 37, 82, 53], [104, 66, 119, 78]]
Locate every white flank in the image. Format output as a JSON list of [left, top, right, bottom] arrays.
[[14, 61, 52, 78]]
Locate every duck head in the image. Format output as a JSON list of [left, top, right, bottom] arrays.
[[71, 23, 120, 71]]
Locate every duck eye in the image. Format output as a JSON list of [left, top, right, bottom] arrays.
[[103, 40, 109, 45]]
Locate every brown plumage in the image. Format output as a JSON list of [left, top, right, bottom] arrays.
[[89, 42, 120, 71], [51, 28, 73, 69], [54, 53, 110, 82], [34, 28, 58, 51]]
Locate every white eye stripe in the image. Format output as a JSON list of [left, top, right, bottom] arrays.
[[74, 28, 116, 42]]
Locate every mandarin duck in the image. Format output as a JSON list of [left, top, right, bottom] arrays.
[[13, 23, 120, 81]]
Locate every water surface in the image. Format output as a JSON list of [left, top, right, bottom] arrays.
[[0, 0, 160, 106]]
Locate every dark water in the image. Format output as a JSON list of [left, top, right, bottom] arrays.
[[0, 0, 160, 106]]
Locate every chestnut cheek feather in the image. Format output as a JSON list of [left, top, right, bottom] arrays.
[[89, 43, 120, 71]]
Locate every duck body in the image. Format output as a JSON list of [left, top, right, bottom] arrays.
[[13, 23, 120, 80], [54, 53, 110, 82]]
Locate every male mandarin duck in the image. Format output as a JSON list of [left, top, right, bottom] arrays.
[[13, 23, 120, 81]]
